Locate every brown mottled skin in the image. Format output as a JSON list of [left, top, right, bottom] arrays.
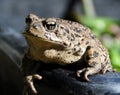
[[22, 14, 113, 94]]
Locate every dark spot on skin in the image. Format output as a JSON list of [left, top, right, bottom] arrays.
[[103, 54, 107, 61], [63, 32, 67, 36], [63, 42, 68, 47], [85, 41, 89, 45], [74, 33, 81, 37], [91, 61, 98, 67], [44, 33, 49, 38], [60, 26, 64, 29], [71, 33, 75, 41], [50, 38, 53, 41], [93, 51, 99, 58], [83, 27, 88, 31], [34, 35, 38, 37], [86, 46, 92, 50], [67, 52, 71, 54], [69, 43, 72, 47], [73, 27, 82, 32], [74, 42, 81, 47], [90, 33, 96, 39], [78, 48, 81, 52], [73, 48, 77, 51], [56, 57, 60, 59], [91, 35, 95, 39], [77, 42, 81, 46], [78, 29, 82, 32], [55, 30, 59, 33], [100, 47, 104, 52], [73, 48, 82, 56], [71, 33, 74, 37], [78, 42, 80, 45], [65, 28, 70, 34], [55, 30, 60, 37], [71, 38, 74, 41], [81, 39, 84, 41], [57, 53, 60, 55]]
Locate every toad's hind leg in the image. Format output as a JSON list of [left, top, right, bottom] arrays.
[[77, 46, 102, 81], [101, 59, 114, 74], [77, 64, 101, 81]]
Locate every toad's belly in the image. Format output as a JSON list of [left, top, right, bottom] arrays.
[[27, 48, 82, 65]]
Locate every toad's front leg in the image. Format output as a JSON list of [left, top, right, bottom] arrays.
[[24, 74, 42, 95], [21, 55, 42, 95]]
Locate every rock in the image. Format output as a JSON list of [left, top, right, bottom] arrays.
[[29, 64, 120, 95], [0, 23, 24, 95], [0, 48, 24, 95], [0, 23, 120, 95]]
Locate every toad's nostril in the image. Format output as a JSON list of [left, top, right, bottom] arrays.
[[25, 14, 39, 25], [25, 17, 32, 24]]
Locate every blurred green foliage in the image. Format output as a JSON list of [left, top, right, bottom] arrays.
[[81, 17, 120, 72]]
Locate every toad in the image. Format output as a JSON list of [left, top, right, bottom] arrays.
[[22, 14, 113, 94]]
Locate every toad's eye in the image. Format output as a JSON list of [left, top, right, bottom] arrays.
[[43, 19, 57, 30], [45, 21, 56, 30]]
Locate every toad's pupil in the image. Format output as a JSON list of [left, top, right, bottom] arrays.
[[46, 22, 56, 30]]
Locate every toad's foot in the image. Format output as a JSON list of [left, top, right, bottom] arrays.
[[24, 74, 42, 95], [76, 67, 99, 82]]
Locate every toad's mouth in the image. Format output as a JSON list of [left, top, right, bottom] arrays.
[[23, 28, 70, 48], [23, 31, 61, 43], [23, 30, 68, 49]]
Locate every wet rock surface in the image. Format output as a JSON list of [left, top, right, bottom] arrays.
[[0, 48, 24, 95], [0, 22, 120, 95], [36, 69, 120, 95], [0, 23, 24, 95]]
